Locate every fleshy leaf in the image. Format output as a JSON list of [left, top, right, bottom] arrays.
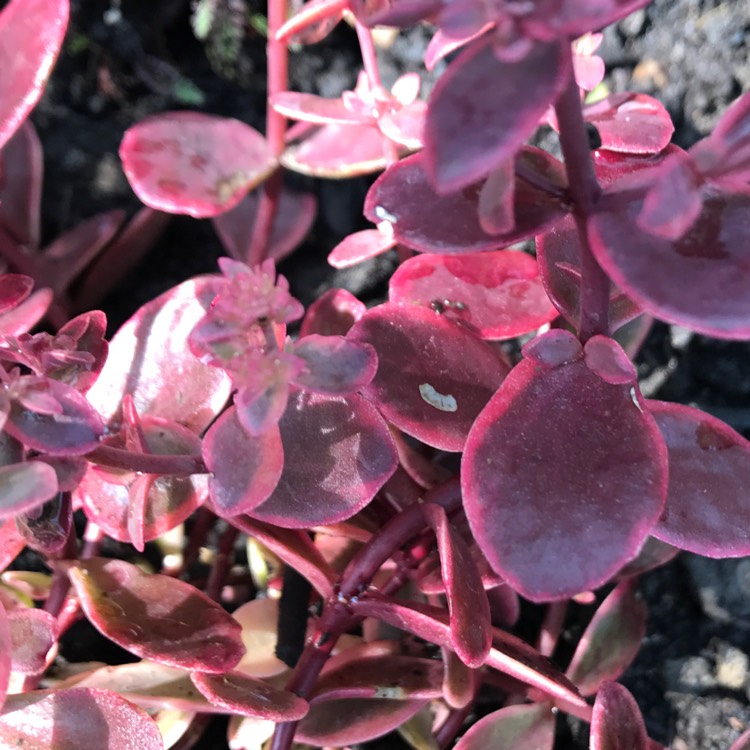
[[565, 580, 646, 696], [67, 558, 245, 673], [588, 189, 750, 338], [0, 0, 69, 151], [273, 92, 368, 125], [328, 227, 397, 268], [292, 335, 377, 395], [453, 703, 554, 750], [348, 303, 509, 451], [232, 598, 288, 679], [648, 401, 750, 556], [247, 388, 397, 527], [0, 122, 41, 248], [388, 250, 557, 340], [0, 687, 164, 750], [364, 149, 568, 254], [0, 461, 58, 518], [462, 331, 667, 601], [0, 602, 9, 712], [86, 277, 232, 433], [191, 671, 309, 720], [203, 406, 283, 518], [590, 682, 648, 750], [0, 517, 25, 570], [17, 489, 72, 554], [120, 112, 276, 218], [8, 608, 57, 674], [0, 274, 33, 315], [424, 36, 569, 192], [300, 288, 366, 337]]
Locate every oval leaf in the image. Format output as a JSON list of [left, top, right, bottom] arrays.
[[8, 608, 57, 675], [590, 682, 648, 750], [0, 460, 57, 518], [300, 288, 366, 337], [120, 112, 276, 218], [389, 250, 557, 340], [328, 228, 397, 268], [348, 303, 509, 451], [462, 331, 667, 601], [454, 703, 554, 750], [67, 558, 245, 673], [292, 335, 377, 395]]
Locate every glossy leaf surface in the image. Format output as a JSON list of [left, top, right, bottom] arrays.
[[349, 303, 509, 451], [649, 401, 750, 555], [120, 112, 275, 217], [87, 277, 231, 433], [425, 36, 569, 192], [67, 558, 244, 673], [463, 331, 667, 600], [389, 250, 557, 339], [565, 580, 646, 696], [0, 687, 163, 750], [453, 703, 554, 750], [248, 389, 397, 527], [300, 288, 366, 337], [0, 0, 69, 151], [365, 149, 568, 254], [328, 228, 397, 268], [590, 682, 648, 750]]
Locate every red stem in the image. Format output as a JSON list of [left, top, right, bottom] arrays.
[[537, 600, 568, 657], [205, 523, 239, 601]]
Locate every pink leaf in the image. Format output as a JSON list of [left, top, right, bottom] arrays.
[[589, 189, 750, 338], [67, 558, 245, 673], [291, 335, 377, 395], [191, 671, 309, 720], [462, 331, 667, 601], [0, 461, 58, 518], [273, 91, 369, 125], [328, 228, 397, 269], [120, 112, 276, 218], [388, 250, 557, 340], [565, 580, 647, 696], [203, 406, 283, 517], [590, 682, 648, 750], [453, 703, 555, 750], [8, 608, 57, 674], [648, 401, 750, 556], [248, 388, 397, 527], [0, 274, 33, 315], [348, 303, 509, 451], [0, 517, 25, 570], [0, 282, 52, 335], [276, 0, 347, 43], [0, 602, 9, 712], [731, 729, 750, 750], [425, 36, 570, 192], [300, 288, 366, 337], [0, 0, 69, 151], [86, 277, 232, 433], [0, 687, 163, 750], [364, 148, 568, 254]]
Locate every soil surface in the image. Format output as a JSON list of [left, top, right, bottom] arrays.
[[15, 0, 750, 748]]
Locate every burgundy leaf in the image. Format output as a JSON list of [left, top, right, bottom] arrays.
[[231, 515, 336, 597], [0, 274, 33, 315], [203, 406, 283, 517], [348, 303, 509, 451], [565, 580, 647, 696], [328, 227, 397, 268], [300, 288, 366, 337], [453, 703, 555, 750], [292, 335, 377, 394], [0, 461, 58, 518], [389, 250, 557, 340], [120, 112, 276, 218], [590, 682, 648, 750], [191, 671, 309, 720], [648, 401, 750, 556], [442, 647, 476, 708], [589, 189, 750, 338], [247, 388, 397, 527], [462, 331, 668, 601], [0, 687, 163, 750], [296, 697, 427, 747], [583, 93, 674, 155], [0, 283, 52, 336], [6, 379, 103, 455], [0, 0, 69, 151], [282, 123, 392, 178], [212, 188, 316, 263], [424, 36, 569, 192], [67, 558, 245, 673], [0, 122, 42, 248], [79, 418, 207, 546], [8, 608, 57, 674], [478, 160, 516, 235], [364, 149, 568, 254], [86, 277, 232, 433], [17, 489, 72, 555]]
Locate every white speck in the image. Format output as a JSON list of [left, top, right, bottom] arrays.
[[419, 383, 457, 412], [374, 205, 398, 223], [630, 386, 643, 412]]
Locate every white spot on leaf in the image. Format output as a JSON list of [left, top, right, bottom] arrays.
[[419, 383, 457, 412]]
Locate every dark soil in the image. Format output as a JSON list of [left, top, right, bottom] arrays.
[[17, 0, 750, 748]]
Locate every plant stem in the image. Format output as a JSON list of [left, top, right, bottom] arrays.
[[553, 50, 609, 342], [205, 523, 239, 601], [537, 600, 568, 657]]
